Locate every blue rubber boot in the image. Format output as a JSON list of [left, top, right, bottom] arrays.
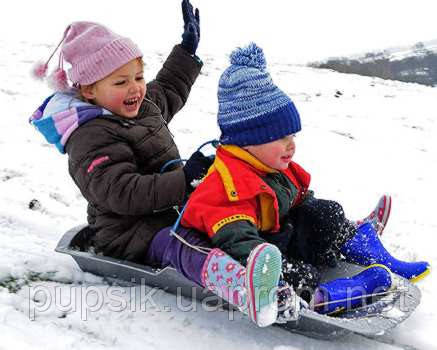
[[314, 264, 392, 314], [341, 223, 430, 282]]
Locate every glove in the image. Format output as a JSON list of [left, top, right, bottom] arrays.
[[183, 151, 213, 191], [181, 0, 200, 55], [281, 257, 320, 299]]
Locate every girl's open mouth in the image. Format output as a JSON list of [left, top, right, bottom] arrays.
[[124, 97, 140, 111]]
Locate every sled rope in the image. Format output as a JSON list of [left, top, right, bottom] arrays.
[[162, 139, 219, 255], [169, 201, 211, 255], [160, 159, 187, 173], [311, 287, 407, 309], [170, 228, 212, 254], [160, 140, 219, 173]]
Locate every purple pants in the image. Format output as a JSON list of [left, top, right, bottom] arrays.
[[145, 227, 210, 286]]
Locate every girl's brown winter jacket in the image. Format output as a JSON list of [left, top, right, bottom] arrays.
[[65, 45, 202, 263]]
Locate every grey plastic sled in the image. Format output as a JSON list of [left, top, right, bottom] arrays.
[[56, 225, 422, 340]]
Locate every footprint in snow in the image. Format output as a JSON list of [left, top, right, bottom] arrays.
[[331, 130, 355, 140], [0, 168, 24, 182]]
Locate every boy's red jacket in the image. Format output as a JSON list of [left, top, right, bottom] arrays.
[[181, 145, 311, 238]]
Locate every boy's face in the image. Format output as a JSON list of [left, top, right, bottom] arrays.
[[81, 58, 146, 118], [244, 134, 296, 170]]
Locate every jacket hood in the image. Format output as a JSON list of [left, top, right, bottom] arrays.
[[29, 90, 111, 154]]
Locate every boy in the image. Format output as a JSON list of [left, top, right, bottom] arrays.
[[181, 43, 430, 316]]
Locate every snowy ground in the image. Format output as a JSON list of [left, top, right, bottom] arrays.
[[0, 39, 436, 350]]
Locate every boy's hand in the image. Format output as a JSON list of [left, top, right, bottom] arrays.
[[181, 0, 200, 55]]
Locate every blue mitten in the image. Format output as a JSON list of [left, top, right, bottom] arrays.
[[181, 0, 200, 55]]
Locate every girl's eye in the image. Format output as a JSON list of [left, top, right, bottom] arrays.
[[136, 76, 144, 81], [114, 81, 126, 86]]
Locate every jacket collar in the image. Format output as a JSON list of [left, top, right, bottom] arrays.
[[208, 145, 278, 202], [208, 145, 281, 232]]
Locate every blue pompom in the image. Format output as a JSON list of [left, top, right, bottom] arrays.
[[230, 42, 267, 70]]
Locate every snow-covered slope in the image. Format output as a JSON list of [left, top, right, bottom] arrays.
[[1, 39, 436, 350]]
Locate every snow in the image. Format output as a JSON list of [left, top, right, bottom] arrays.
[[1, 36, 437, 350], [257, 303, 279, 328]]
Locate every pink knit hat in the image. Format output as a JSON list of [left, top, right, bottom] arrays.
[[33, 21, 143, 90]]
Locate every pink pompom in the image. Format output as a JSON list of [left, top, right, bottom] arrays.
[[47, 68, 69, 91], [32, 62, 48, 80]]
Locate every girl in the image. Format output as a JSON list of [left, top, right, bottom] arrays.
[[29, 4, 283, 328]]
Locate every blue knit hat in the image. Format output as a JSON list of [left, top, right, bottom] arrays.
[[217, 43, 301, 146]]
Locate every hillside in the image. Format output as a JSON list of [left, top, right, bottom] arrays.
[[311, 40, 437, 86]]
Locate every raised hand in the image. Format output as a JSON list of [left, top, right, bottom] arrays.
[[181, 0, 200, 55]]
